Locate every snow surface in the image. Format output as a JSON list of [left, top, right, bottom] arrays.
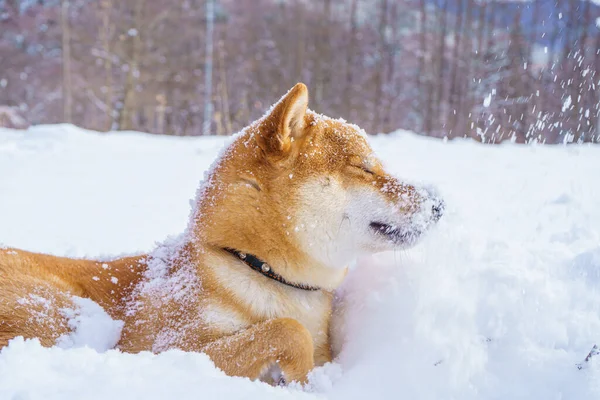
[[1, 124, 600, 399]]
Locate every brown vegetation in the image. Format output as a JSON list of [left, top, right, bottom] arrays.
[[1, 0, 599, 143]]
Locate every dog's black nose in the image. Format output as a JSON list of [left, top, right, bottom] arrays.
[[431, 199, 445, 222]]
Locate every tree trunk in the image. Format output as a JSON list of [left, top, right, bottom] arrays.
[[61, 0, 72, 124], [575, 0, 591, 142], [343, 0, 358, 121], [202, 0, 215, 135], [448, 0, 465, 136], [435, 0, 450, 134], [217, 40, 232, 135], [418, 0, 428, 133], [382, 1, 398, 133], [294, 0, 305, 82], [314, 0, 332, 110], [373, 0, 388, 133], [119, 0, 144, 131], [595, 31, 600, 142], [101, 0, 114, 131]]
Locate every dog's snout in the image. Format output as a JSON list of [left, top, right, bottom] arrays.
[[431, 199, 444, 222], [420, 186, 444, 222]]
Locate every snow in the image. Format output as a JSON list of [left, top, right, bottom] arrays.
[[0, 124, 224, 256], [0, 338, 311, 400], [562, 95, 572, 112], [1, 124, 600, 399], [483, 93, 492, 108], [56, 297, 123, 352]]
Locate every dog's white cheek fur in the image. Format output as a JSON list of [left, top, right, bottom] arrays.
[[294, 178, 437, 258], [293, 177, 401, 265], [345, 187, 400, 252], [293, 177, 358, 269]]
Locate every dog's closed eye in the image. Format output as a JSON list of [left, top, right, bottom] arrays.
[[240, 178, 261, 191], [352, 165, 375, 176]]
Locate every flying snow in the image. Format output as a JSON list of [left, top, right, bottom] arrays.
[[483, 93, 492, 108], [562, 95, 572, 112]]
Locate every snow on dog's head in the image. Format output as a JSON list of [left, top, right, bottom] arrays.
[[192, 83, 443, 288]]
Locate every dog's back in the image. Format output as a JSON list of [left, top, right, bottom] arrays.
[[0, 248, 146, 347]]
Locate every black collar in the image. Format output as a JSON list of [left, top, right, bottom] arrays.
[[223, 248, 320, 291]]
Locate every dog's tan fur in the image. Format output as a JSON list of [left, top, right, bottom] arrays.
[[0, 83, 440, 384]]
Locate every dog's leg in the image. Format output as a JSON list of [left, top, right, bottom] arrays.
[[201, 317, 314, 383]]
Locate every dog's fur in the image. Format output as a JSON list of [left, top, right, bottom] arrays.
[[0, 84, 442, 383]]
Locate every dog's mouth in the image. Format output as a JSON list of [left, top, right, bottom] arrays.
[[369, 221, 422, 246]]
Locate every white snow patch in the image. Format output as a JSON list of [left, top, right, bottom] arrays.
[[483, 93, 492, 108], [562, 95, 572, 112], [0, 338, 310, 400], [57, 297, 123, 352]]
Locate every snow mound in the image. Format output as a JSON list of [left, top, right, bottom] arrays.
[[57, 296, 123, 352], [0, 338, 312, 400], [1, 125, 600, 399]]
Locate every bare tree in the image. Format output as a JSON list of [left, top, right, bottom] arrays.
[[202, 0, 215, 135], [1, 0, 599, 143], [61, 0, 73, 123]]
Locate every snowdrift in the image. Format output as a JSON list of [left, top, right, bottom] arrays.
[[1, 125, 599, 399]]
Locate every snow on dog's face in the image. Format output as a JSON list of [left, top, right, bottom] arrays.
[[195, 83, 443, 287], [267, 86, 444, 266]]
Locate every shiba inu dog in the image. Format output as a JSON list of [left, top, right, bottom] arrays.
[[0, 83, 443, 384]]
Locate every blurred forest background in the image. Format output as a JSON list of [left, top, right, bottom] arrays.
[[1, 0, 599, 143]]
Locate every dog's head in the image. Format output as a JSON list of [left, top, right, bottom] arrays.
[[195, 83, 443, 288]]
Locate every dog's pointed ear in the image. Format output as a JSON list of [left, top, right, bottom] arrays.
[[258, 83, 309, 156]]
